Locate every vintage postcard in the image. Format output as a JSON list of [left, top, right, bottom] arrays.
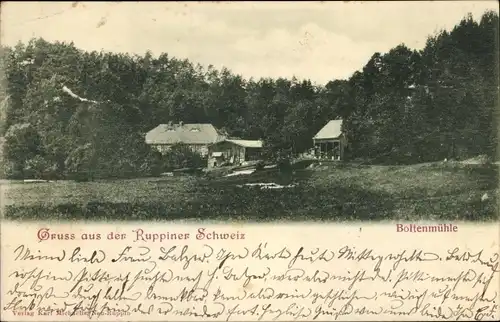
[[1, 1, 499, 321]]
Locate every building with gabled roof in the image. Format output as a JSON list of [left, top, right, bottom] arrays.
[[207, 139, 264, 168], [145, 122, 227, 156], [313, 119, 346, 161]]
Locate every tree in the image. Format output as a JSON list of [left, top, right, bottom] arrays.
[[1, 10, 497, 178], [3, 123, 42, 178], [64, 143, 96, 181], [162, 143, 206, 170]]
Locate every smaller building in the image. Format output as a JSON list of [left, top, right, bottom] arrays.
[[313, 119, 347, 161], [207, 139, 263, 168]]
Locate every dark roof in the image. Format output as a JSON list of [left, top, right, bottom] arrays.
[[211, 139, 263, 148], [145, 123, 226, 145]]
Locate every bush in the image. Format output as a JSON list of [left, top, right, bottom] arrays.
[[138, 150, 163, 177], [277, 158, 292, 173], [24, 155, 59, 180], [162, 143, 206, 170], [2, 123, 42, 178], [0, 160, 23, 179], [64, 143, 96, 181], [255, 161, 264, 171]]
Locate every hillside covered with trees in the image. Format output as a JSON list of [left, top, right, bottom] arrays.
[[0, 11, 498, 180]]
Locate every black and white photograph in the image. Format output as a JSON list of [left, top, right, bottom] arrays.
[[0, 1, 499, 222]]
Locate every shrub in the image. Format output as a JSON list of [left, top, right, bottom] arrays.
[[64, 143, 96, 181], [2, 123, 42, 177], [0, 160, 23, 179], [162, 143, 206, 170], [24, 155, 59, 180]]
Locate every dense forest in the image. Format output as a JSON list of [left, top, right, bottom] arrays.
[[0, 11, 498, 180]]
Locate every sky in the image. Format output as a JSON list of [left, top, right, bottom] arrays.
[[1, 1, 498, 85]]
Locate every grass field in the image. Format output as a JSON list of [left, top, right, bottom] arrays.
[[1, 161, 498, 222]]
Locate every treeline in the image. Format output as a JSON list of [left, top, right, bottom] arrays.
[[0, 11, 498, 179]]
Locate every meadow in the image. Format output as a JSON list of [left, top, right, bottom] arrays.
[[1, 161, 498, 222]]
